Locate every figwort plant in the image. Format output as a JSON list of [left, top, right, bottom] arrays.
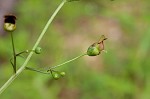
[[0, 0, 107, 94]]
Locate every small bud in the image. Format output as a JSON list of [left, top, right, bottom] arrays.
[[35, 47, 42, 54], [60, 72, 66, 77], [4, 14, 17, 32], [53, 73, 60, 80], [67, 0, 79, 2], [87, 35, 107, 56]]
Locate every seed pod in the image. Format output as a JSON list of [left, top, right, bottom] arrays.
[[87, 35, 107, 56], [4, 14, 17, 32], [35, 47, 42, 54], [60, 72, 66, 77], [87, 43, 100, 56], [53, 73, 60, 80]]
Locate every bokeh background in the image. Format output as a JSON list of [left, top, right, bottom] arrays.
[[0, 0, 150, 99]]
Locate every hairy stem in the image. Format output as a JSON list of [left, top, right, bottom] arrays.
[[0, 0, 67, 94]]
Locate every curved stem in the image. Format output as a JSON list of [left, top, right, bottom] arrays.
[[0, 0, 67, 94], [10, 32, 16, 73], [48, 53, 87, 70]]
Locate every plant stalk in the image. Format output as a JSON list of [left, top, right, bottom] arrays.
[[26, 53, 87, 74], [49, 53, 87, 70], [0, 0, 67, 94], [10, 32, 16, 73], [25, 67, 50, 74]]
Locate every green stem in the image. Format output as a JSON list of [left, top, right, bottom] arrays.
[[49, 53, 87, 70], [10, 50, 32, 62], [26, 53, 87, 75], [25, 67, 50, 74], [0, 0, 67, 94], [15, 50, 34, 56], [10, 32, 16, 73]]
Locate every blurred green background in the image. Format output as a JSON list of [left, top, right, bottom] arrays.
[[0, 0, 150, 99]]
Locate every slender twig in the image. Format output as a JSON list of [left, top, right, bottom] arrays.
[[10, 32, 16, 73], [0, 0, 67, 94]]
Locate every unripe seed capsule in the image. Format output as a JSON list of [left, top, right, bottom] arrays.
[[60, 72, 66, 77], [87, 46, 100, 56], [87, 35, 107, 56], [53, 73, 60, 80], [35, 47, 42, 54]]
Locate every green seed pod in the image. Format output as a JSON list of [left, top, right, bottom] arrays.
[[4, 15, 17, 32], [60, 72, 66, 77], [35, 47, 42, 54], [87, 44, 100, 56], [87, 35, 107, 56], [53, 73, 60, 80]]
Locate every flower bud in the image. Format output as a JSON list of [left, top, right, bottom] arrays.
[[35, 47, 42, 54], [87, 35, 107, 56], [4, 14, 17, 32], [60, 72, 66, 77]]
